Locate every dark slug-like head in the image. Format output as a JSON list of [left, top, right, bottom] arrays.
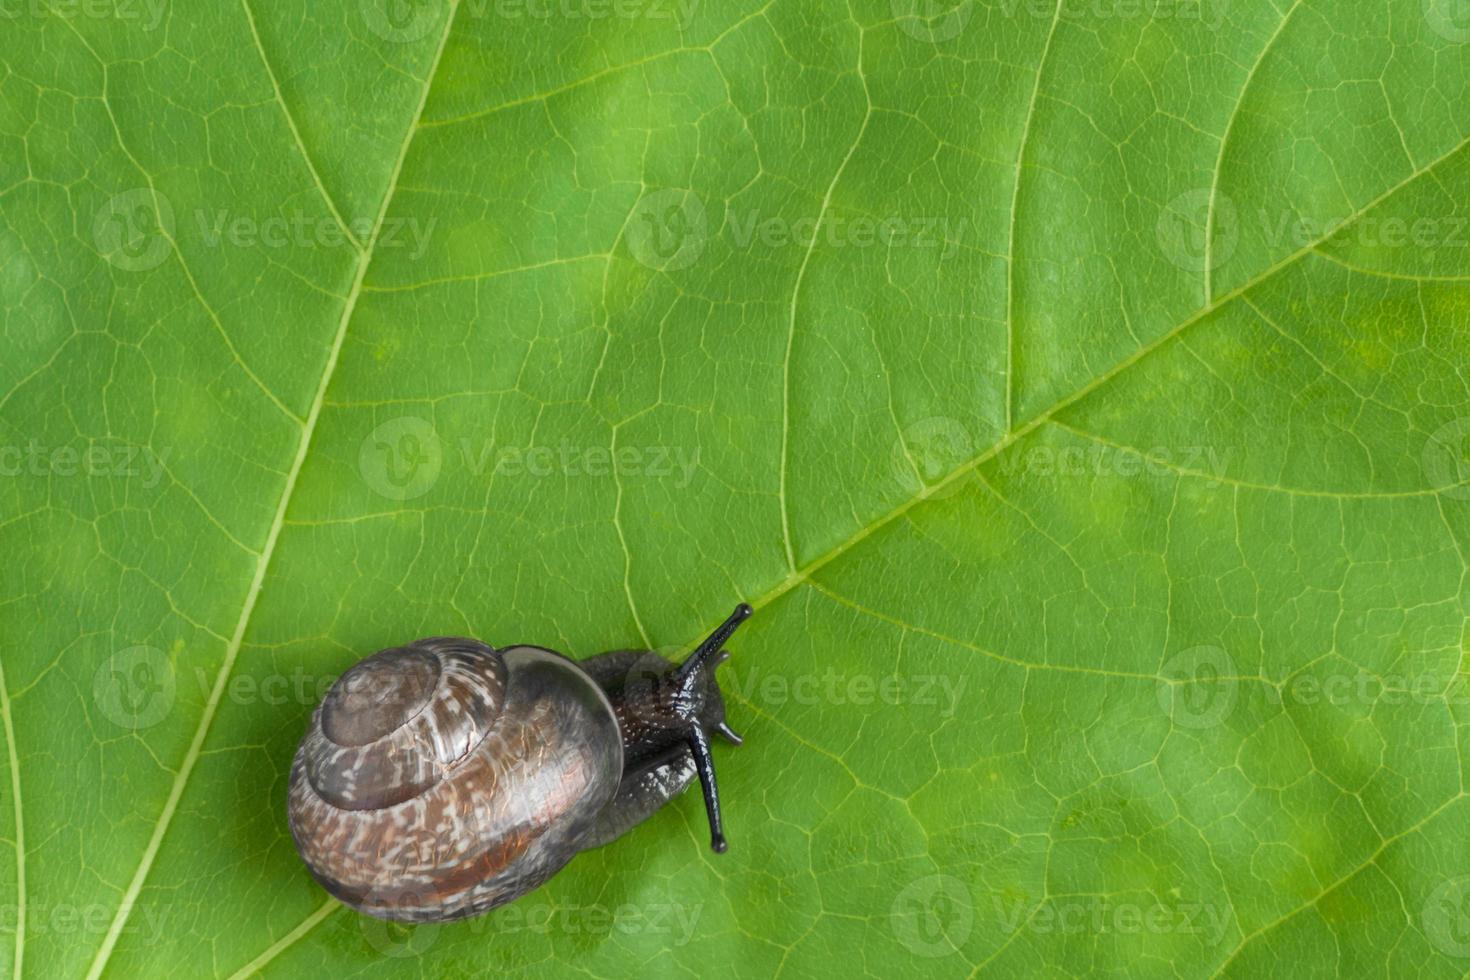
[[588, 603, 753, 853]]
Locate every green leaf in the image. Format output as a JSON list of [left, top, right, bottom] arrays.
[[3, 0, 1470, 976]]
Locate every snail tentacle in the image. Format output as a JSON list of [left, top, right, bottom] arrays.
[[287, 605, 754, 922]]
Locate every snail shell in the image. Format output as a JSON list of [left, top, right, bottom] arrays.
[[287, 604, 752, 922], [287, 639, 621, 922]]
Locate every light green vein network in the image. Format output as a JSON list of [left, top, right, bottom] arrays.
[[0, 0, 1469, 978]]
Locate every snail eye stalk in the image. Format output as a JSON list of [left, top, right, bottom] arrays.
[[672, 603, 751, 853], [687, 725, 727, 852], [675, 603, 753, 682]]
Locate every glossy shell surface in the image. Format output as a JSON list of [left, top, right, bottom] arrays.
[[288, 640, 623, 922]]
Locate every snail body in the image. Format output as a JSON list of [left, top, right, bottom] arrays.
[[287, 605, 751, 922]]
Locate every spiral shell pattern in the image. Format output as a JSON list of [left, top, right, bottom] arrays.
[[287, 639, 623, 922]]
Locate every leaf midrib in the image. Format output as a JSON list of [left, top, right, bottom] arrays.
[[1204, 0, 1306, 302], [220, 74, 1470, 980], [750, 127, 1470, 623], [0, 655, 23, 980], [79, 4, 465, 978], [1005, 0, 1064, 434], [63, 9, 1470, 975], [778, 26, 873, 574]]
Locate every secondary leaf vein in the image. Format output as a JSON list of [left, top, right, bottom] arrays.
[[81, 5, 464, 978]]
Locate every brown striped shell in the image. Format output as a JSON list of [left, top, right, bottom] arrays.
[[287, 638, 623, 922]]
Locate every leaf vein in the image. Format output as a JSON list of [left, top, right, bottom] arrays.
[[1005, 0, 1063, 434], [223, 899, 338, 980], [747, 131, 1470, 644], [0, 657, 24, 980], [238, 0, 364, 252], [777, 26, 872, 573], [1205, 0, 1305, 302], [1208, 792, 1465, 977], [80, 5, 465, 977]]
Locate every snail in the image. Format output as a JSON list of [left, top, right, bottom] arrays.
[[286, 604, 753, 923]]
